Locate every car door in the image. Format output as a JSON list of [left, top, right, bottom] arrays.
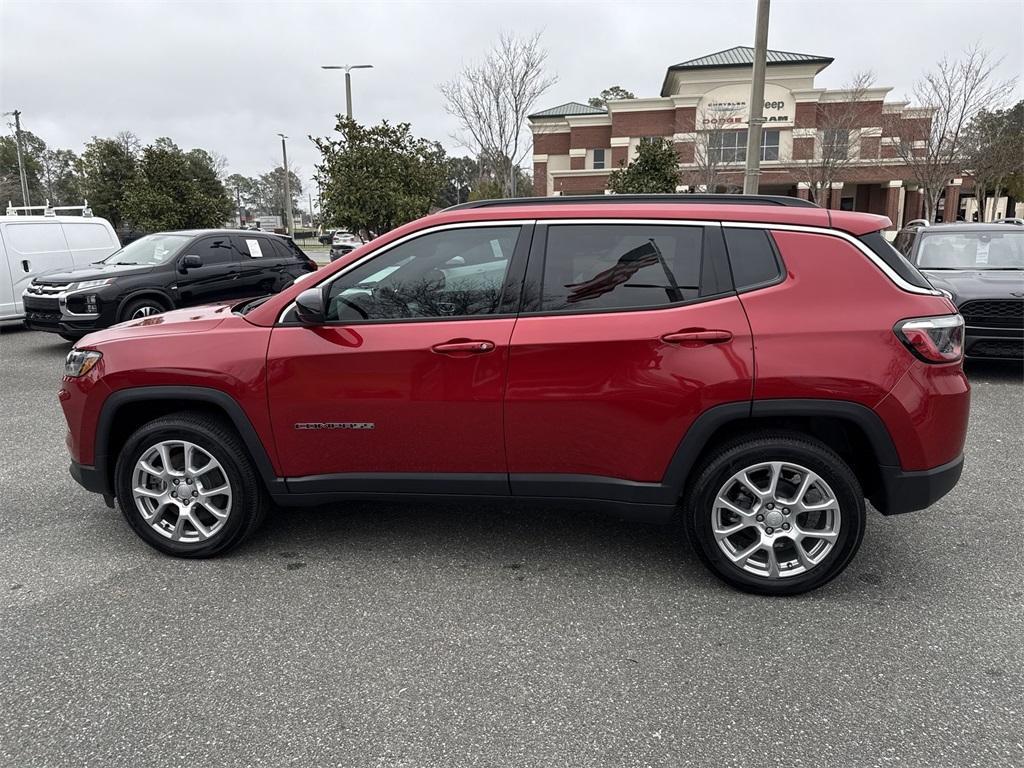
[[266, 223, 532, 492], [176, 235, 241, 306], [504, 221, 753, 501]]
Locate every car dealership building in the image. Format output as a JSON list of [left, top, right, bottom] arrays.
[[529, 47, 971, 228]]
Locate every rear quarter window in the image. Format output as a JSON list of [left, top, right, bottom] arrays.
[[723, 228, 782, 290]]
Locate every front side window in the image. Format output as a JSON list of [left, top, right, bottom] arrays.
[[539, 225, 704, 312], [102, 233, 191, 266], [917, 231, 1024, 270], [593, 148, 606, 170], [189, 236, 237, 266], [324, 226, 520, 322]]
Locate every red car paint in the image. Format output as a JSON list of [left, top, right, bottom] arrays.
[[61, 201, 968, 517]]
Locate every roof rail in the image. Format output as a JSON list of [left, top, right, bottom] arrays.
[[445, 193, 820, 212], [6, 199, 93, 217]]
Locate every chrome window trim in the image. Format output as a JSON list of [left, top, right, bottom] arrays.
[[275, 216, 937, 323], [727, 221, 940, 296]]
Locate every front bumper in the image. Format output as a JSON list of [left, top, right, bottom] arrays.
[[964, 325, 1023, 360], [875, 454, 964, 515], [23, 293, 115, 337]]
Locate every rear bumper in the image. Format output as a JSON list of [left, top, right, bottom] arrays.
[[875, 454, 964, 515], [70, 461, 109, 494]]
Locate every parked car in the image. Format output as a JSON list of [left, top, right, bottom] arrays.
[[0, 212, 119, 327], [60, 194, 970, 595], [329, 231, 363, 262], [893, 221, 1024, 359], [25, 229, 316, 341]]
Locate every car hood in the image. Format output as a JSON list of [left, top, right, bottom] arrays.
[[37, 262, 155, 284], [77, 302, 234, 345], [922, 268, 1024, 303]]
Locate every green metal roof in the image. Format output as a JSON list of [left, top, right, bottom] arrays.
[[528, 102, 607, 119], [661, 46, 833, 95]]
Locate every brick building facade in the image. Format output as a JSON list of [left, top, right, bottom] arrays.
[[529, 47, 970, 229]]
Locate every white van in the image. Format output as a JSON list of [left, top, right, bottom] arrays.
[[0, 208, 120, 325]]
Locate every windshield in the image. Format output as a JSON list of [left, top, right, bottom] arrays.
[[918, 231, 1024, 270], [102, 233, 192, 266]]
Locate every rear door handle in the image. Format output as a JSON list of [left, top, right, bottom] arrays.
[[431, 339, 495, 356], [661, 329, 733, 345]]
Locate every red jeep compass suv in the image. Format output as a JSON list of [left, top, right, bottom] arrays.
[[59, 196, 970, 595]]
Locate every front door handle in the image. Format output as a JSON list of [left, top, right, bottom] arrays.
[[661, 329, 733, 345], [432, 339, 495, 356]]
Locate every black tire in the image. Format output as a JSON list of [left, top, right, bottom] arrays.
[[114, 412, 270, 558], [120, 297, 167, 322], [683, 432, 866, 596]]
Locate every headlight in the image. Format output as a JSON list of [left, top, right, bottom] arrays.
[[69, 278, 114, 290], [64, 349, 102, 377]]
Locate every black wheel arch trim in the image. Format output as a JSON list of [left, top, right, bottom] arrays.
[[91, 385, 284, 498], [117, 289, 175, 319]]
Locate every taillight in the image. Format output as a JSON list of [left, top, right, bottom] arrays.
[[894, 314, 964, 363]]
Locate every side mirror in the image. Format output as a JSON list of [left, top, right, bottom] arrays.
[[180, 254, 202, 272], [295, 287, 326, 325]]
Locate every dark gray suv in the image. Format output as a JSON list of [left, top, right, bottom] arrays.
[[893, 222, 1024, 360]]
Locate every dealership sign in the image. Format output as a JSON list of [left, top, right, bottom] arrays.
[[698, 83, 795, 127]]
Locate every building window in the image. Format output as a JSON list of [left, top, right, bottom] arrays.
[[710, 129, 781, 163], [593, 148, 606, 170], [823, 129, 850, 159], [713, 130, 747, 163]]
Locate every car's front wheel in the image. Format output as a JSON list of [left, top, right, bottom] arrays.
[[684, 433, 866, 595], [114, 413, 269, 557]]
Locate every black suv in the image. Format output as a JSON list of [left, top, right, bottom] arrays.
[[893, 222, 1024, 360], [23, 229, 317, 341]]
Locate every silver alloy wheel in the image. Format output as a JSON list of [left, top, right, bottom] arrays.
[[131, 440, 232, 542], [711, 461, 841, 579], [131, 305, 161, 319]]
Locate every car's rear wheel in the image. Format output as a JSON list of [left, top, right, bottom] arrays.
[[114, 413, 269, 557], [684, 433, 865, 595]]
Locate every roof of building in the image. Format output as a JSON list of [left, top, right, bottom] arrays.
[[668, 46, 833, 70], [528, 101, 607, 119], [660, 46, 834, 95]]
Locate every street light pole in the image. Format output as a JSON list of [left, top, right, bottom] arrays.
[[3, 110, 31, 206], [277, 133, 294, 235], [743, 0, 771, 195], [321, 64, 374, 120]]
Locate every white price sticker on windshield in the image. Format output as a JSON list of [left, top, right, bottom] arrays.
[[246, 239, 264, 258], [975, 240, 989, 265]]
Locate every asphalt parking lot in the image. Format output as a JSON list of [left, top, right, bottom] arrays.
[[1, 325, 1022, 768]]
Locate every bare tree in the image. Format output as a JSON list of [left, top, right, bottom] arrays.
[[685, 105, 745, 193], [440, 32, 556, 197], [790, 71, 875, 206], [892, 45, 1017, 221]]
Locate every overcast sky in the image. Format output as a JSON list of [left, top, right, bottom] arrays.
[[2, 0, 1021, 199]]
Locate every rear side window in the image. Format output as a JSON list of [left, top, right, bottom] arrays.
[[858, 231, 933, 289], [540, 224, 704, 312], [62, 223, 115, 251], [723, 228, 782, 290]]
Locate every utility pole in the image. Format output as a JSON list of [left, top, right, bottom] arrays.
[[3, 110, 31, 206], [234, 184, 243, 227], [277, 133, 294, 235], [321, 64, 374, 120], [308, 192, 314, 227], [743, 0, 771, 195]]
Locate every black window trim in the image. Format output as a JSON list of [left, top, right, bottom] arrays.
[[277, 221, 534, 326], [518, 220, 736, 319], [722, 226, 786, 294]]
